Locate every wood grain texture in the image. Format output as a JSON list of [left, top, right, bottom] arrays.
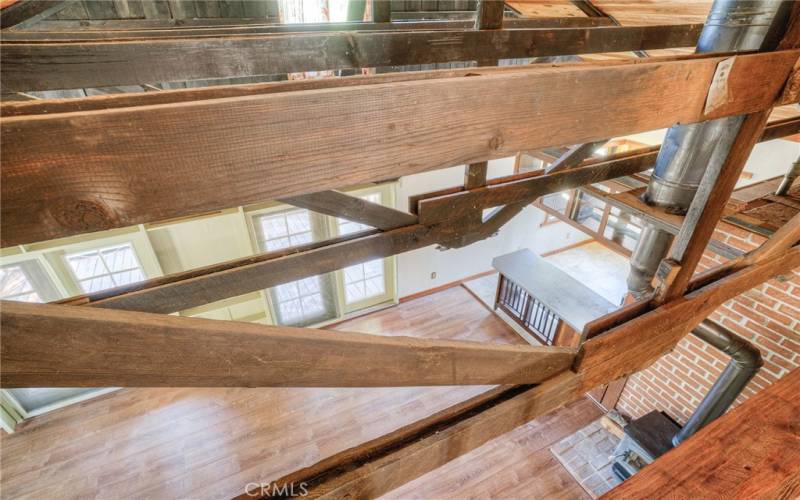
[[4, 16, 616, 39], [248, 372, 585, 499], [0, 286, 539, 499], [655, 110, 772, 304], [0, 24, 703, 91], [44, 116, 799, 317], [6, 49, 794, 247], [475, 0, 504, 29], [575, 246, 800, 389], [280, 190, 418, 231], [0, 51, 773, 118], [0, 299, 575, 388], [62, 225, 441, 314], [418, 148, 661, 223], [0, 0, 68, 28], [603, 367, 800, 500], [239, 248, 800, 498]]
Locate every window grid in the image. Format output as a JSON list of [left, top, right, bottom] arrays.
[[273, 276, 329, 325], [0, 265, 42, 303], [256, 208, 314, 252], [337, 192, 382, 236], [254, 208, 336, 326], [343, 259, 386, 304], [65, 243, 145, 293]]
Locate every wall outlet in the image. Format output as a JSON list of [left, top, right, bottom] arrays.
[[430, 272, 437, 280]]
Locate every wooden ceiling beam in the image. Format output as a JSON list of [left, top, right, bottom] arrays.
[[46, 148, 687, 315], [0, 23, 704, 91], [280, 190, 418, 231], [238, 244, 800, 498], [16, 117, 800, 317], [3, 50, 796, 247], [0, 0, 68, 29], [0, 299, 575, 388], [4, 16, 614, 38]]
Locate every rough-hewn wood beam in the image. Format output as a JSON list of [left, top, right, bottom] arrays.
[[0, 24, 704, 91], [4, 16, 614, 38], [418, 149, 663, 224], [475, 0, 504, 29], [545, 139, 609, 174], [50, 151, 666, 315], [0, 0, 68, 29], [654, 110, 772, 303], [3, 50, 796, 247], [32, 116, 800, 317], [239, 245, 800, 498], [0, 300, 575, 388], [576, 246, 800, 388], [280, 190, 418, 231]]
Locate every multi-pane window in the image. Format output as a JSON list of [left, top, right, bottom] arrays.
[[253, 208, 337, 327], [603, 207, 644, 252], [65, 243, 145, 293], [572, 192, 605, 231], [0, 261, 61, 303], [337, 192, 381, 236], [272, 276, 333, 326], [343, 259, 386, 304], [336, 196, 388, 305], [0, 265, 41, 303], [254, 208, 314, 251]]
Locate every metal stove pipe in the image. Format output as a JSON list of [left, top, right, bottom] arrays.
[[626, 0, 794, 297], [672, 320, 762, 446], [775, 155, 800, 196]]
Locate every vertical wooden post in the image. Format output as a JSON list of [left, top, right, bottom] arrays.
[[475, 0, 504, 29], [373, 0, 391, 22]]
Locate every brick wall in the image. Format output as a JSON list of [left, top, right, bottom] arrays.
[[616, 222, 800, 425]]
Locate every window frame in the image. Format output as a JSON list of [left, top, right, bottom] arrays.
[[243, 183, 398, 327]]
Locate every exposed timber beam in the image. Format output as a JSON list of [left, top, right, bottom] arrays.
[[0, 24, 704, 91], [279, 190, 418, 231], [393, 10, 475, 22], [654, 110, 772, 303], [3, 16, 614, 38], [45, 149, 687, 315], [239, 245, 800, 498], [0, 0, 69, 29], [544, 139, 609, 174], [576, 245, 800, 387], [3, 50, 797, 247], [372, 0, 391, 23], [475, 0, 504, 30], [28, 116, 800, 316], [418, 149, 668, 224], [249, 373, 584, 499], [0, 300, 575, 388]]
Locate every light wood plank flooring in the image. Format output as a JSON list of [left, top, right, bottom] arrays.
[[1, 286, 595, 499]]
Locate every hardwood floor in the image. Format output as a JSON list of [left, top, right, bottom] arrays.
[[0, 286, 594, 499]]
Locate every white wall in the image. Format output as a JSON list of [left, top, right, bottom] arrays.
[[738, 139, 799, 188], [395, 157, 588, 297]]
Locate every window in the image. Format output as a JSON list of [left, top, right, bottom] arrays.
[[337, 192, 381, 236], [572, 192, 605, 231], [254, 208, 314, 251], [253, 207, 337, 327], [272, 276, 335, 326], [65, 243, 145, 293], [541, 192, 571, 215], [335, 195, 389, 306], [343, 259, 386, 304], [603, 208, 644, 252], [0, 261, 60, 303]]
